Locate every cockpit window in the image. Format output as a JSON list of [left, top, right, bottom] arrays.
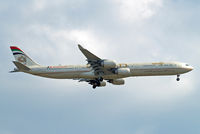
[[186, 64, 189, 66]]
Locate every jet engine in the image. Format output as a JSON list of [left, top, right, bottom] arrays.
[[99, 81, 106, 87], [114, 68, 130, 75], [109, 79, 125, 85], [90, 80, 106, 86], [101, 59, 117, 68]]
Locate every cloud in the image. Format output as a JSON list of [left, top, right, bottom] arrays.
[[113, 0, 163, 22], [31, 0, 83, 12], [15, 24, 108, 63], [2, 0, 197, 103]]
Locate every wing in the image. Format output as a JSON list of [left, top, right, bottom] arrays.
[[78, 44, 113, 76], [78, 44, 101, 61]]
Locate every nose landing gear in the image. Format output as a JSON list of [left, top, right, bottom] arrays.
[[176, 75, 180, 81]]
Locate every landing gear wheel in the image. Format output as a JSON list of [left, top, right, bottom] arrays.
[[93, 85, 96, 89], [176, 75, 180, 81]]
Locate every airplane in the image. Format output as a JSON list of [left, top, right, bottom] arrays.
[[10, 45, 193, 89]]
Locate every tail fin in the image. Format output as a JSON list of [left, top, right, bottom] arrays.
[[10, 46, 40, 67]]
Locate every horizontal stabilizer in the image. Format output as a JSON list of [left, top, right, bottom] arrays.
[[12, 61, 31, 71], [9, 69, 19, 73]]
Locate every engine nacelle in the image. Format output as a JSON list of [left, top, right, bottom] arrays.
[[99, 81, 106, 87], [109, 79, 125, 85], [114, 68, 130, 75], [101, 59, 117, 68]]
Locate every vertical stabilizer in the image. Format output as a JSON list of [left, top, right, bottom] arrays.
[[10, 46, 40, 67]]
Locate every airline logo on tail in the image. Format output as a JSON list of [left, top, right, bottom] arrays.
[[10, 46, 27, 65], [10, 46, 25, 55], [10, 46, 39, 67]]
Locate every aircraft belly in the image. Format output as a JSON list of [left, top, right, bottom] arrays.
[[47, 73, 80, 79], [132, 68, 183, 76], [31, 72, 81, 79]]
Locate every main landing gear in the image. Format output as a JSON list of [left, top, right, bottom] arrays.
[[91, 77, 104, 89], [176, 75, 180, 81], [93, 85, 97, 89]]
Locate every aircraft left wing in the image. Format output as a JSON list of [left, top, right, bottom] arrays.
[[78, 44, 101, 61], [78, 44, 114, 76]]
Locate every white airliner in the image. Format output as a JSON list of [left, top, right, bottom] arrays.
[[10, 45, 193, 89]]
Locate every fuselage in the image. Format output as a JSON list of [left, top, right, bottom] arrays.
[[26, 62, 193, 80]]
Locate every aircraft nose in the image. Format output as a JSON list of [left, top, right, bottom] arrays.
[[187, 66, 194, 71]]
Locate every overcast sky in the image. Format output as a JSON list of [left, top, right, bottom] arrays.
[[0, 0, 200, 134]]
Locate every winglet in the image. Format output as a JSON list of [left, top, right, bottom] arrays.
[[78, 44, 101, 61]]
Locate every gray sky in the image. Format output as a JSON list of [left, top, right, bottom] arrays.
[[0, 0, 200, 134]]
